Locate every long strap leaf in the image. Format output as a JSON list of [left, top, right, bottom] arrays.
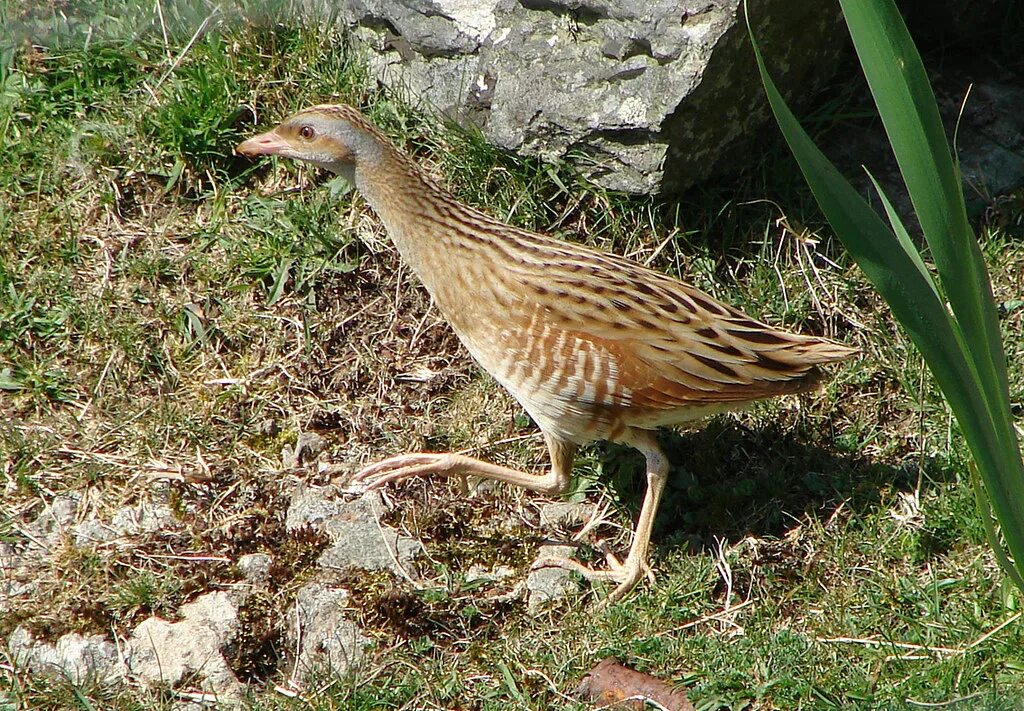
[[746, 1, 1024, 585], [840, 1, 1012, 424]]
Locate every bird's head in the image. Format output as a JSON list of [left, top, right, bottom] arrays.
[[236, 104, 383, 180]]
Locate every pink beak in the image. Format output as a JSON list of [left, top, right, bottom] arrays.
[[236, 130, 289, 156]]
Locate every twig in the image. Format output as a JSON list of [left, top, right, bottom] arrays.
[[817, 637, 961, 656], [273, 683, 303, 699], [205, 314, 307, 387], [816, 612, 1022, 659], [905, 691, 988, 708], [656, 598, 756, 636], [77, 347, 118, 422], [288, 602, 303, 689], [153, 0, 170, 61], [150, 9, 218, 94], [135, 553, 231, 563], [523, 668, 580, 705]]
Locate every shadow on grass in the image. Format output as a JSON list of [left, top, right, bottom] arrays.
[[593, 417, 953, 550]]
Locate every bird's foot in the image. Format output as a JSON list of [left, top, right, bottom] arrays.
[[533, 545, 654, 605], [351, 452, 460, 490]]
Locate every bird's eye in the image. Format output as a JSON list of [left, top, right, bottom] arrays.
[[299, 125, 315, 140]]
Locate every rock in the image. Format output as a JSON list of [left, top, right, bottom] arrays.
[[71, 499, 178, 547], [8, 627, 120, 685], [124, 591, 242, 700], [110, 500, 177, 537], [900, 0, 1017, 46], [282, 431, 327, 468], [465, 563, 516, 584], [24, 494, 80, 549], [828, 73, 1024, 224], [941, 79, 1024, 211], [527, 544, 581, 612], [287, 486, 422, 577], [313, 0, 847, 194], [539, 501, 596, 529], [285, 483, 343, 529], [238, 553, 273, 588], [287, 582, 369, 680], [69, 518, 116, 546]]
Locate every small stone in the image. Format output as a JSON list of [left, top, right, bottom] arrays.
[[238, 553, 272, 588], [109, 500, 177, 537], [285, 483, 344, 529], [24, 494, 81, 549], [124, 591, 241, 700], [539, 501, 597, 529], [288, 486, 422, 578], [178, 591, 239, 639], [8, 627, 120, 685], [49, 496, 80, 527], [527, 544, 581, 612], [287, 582, 369, 681], [282, 431, 327, 468], [70, 518, 116, 546]]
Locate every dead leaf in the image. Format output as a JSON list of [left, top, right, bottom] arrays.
[[575, 658, 694, 711]]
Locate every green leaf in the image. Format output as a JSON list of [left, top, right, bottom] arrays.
[[0, 367, 24, 392], [840, 1, 1011, 422], [268, 257, 293, 305], [747, 0, 1024, 590]]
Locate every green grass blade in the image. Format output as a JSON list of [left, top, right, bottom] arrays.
[[838, 0, 1024, 583], [748, 7, 1024, 585], [972, 467, 1024, 592], [838, 0, 1011, 419], [863, 171, 941, 304], [749, 36, 957, 389], [866, 167, 980, 377]]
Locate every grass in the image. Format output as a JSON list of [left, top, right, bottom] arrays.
[[2, 4, 1024, 710]]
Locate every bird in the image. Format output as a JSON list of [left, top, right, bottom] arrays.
[[236, 104, 857, 603]]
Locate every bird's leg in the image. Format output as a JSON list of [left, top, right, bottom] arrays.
[[353, 433, 578, 497], [534, 428, 669, 604]]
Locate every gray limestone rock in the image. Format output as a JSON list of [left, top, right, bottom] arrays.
[[238, 552, 273, 588], [310, 0, 846, 194], [71, 499, 178, 547], [827, 74, 1024, 225], [124, 591, 242, 701], [539, 501, 596, 529], [287, 486, 422, 577], [287, 582, 369, 680], [465, 563, 516, 584], [8, 627, 121, 685], [109, 500, 177, 537], [282, 431, 327, 469], [24, 494, 80, 550], [527, 544, 581, 612]]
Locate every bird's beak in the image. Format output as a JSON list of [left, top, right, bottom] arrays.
[[236, 129, 289, 157]]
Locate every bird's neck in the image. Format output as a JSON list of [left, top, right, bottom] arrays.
[[353, 147, 481, 310]]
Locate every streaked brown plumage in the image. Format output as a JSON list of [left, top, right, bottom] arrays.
[[237, 104, 857, 602]]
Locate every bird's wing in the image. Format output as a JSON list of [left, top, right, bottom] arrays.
[[514, 247, 855, 411]]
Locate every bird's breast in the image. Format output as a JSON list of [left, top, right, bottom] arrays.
[[446, 300, 636, 443]]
